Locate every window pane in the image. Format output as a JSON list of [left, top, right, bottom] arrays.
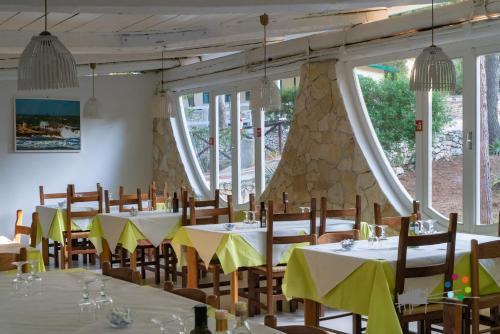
[[240, 91, 255, 203], [479, 53, 500, 225], [218, 94, 232, 198], [182, 92, 210, 186], [431, 59, 463, 221], [265, 77, 299, 185], [355, 60, 416, 198]]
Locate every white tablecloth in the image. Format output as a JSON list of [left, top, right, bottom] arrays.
[[300, 233, 500, 299], [36, 204, 97, 238], [95, 211, 183, 252], [0, 270, 283, 333], [180, 218, 355, 267]]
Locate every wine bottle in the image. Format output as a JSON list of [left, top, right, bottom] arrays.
[[409, 213, 418, 236], [190, 305, 212, 334], [259, 202, 266, 228], [215, 310, 230, 334], [172, 192, 179, 213], [232, 302, 251, 334]]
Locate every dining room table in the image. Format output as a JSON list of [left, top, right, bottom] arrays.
[[282, 232, 500, 334], [0, 269, 283, 333], [171, 217, 368, 313], [0, 235, 45, 273]]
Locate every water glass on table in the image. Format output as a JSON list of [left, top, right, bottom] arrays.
[[26, 259, 42, 295], [11, 260, 29, 296], [151, 314, 186, 334], [78, 278, 97, 324], [368, 224, 379, 249]]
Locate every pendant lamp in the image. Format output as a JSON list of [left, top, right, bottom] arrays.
[[18, 0, 78, 90], [409, 0, 456, 92], [83, 63, 102, 119], [152, 50, 175, 119], [249, 14, 281, 111]]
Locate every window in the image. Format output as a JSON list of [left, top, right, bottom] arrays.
[[182, 92, 211, 186], [265, 77, 299, 185], [202, 92, 209, 105], [240, 90, 255, 203], [217, 94, 232, 198], [355, 60, 417, 199], [431, 59, 463, 221], [479, 53, 500, 225]]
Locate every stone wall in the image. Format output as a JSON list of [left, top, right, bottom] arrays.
[[261, 60, 397, 222], [153, 118, 193, 195]]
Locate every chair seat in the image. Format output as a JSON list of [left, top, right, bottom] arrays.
[[249, 265, 287, 276]]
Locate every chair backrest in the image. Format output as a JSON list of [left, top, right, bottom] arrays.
[[66, 184, 103, 231], [264, 315, 327, 334], [282, 192, 289, 213], [395, 213, 457, 306], [68, 183, 102, 198], [267, 199, 317, 272], [39, 185, 66, 205], [183, 189, 221, 225], [317, 229, 360, 244], [188, 193, 232, 226], [249, 193, 255, 211], [102, 262, 141, 285], [14, 211, 38, 247], [119, 186, 150, 211], [104, 189, 143, 213], [471, 238, 500, 299], [374, 202, 407, 233], [320, 196, 361, 235], [0, 247, 27, 272], [150, 181, 169, 209], [164, 281, 219, 308]]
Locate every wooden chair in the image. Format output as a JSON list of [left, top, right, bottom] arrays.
[[0, 247, 27, 272], [319, 196, 361, 236], [264, 315, 328, 334], [102, 262, 141, 285], [282, 192, 289, 213], [13, 210, 34, 245], [248, 198, 317, 317], [189, 194, 234, 297], [68, 183, 102, 198], [467, 238, 500, 334], [62, 184, 103, 269], [150, 181, 169, 210], [119, 186, 150, 211], [105, 189, 143, 213], [39, 185, 67, 267], [164, 281, 219, 308], [394, 213, 458, 333]]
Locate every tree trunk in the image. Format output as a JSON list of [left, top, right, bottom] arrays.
[[486, 54, 500, 146], [480, 57, 493, 224], [218, 95, 227, 129]]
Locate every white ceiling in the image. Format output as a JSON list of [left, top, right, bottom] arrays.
[[0, 0, 433, 71]]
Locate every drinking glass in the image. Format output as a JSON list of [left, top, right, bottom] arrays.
[[152, 314, 186, 334], [95, 276, 113, 314], [78, 278, 97, 323], [27, 259, 42, 295], [243, 211, 250, 224], [299, 207, 311, 213], [249, 211, 257, 224], [368, 224, 379, 249], [11, 261, 28, 294], [378, 225, 388, 241], [426, 220, 436, 234]]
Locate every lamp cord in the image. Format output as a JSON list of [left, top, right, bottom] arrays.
[[161, 49, 164, 92], [264, 23, 267, 79], [92, 67, 95, 98], [431, 0, 434, 46], [44, 0, 47, 32]]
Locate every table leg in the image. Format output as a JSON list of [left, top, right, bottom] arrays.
[[100, 239, 111, 266], [130, 250, 137, 271], [443, 303, 463, 334], [304, 299, 320, 327], [186, 246, 198, 289], [42, 238, 49, 265], [230, 271, 239, 314]]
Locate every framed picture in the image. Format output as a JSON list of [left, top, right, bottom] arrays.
[[14, 97, 81, 152]]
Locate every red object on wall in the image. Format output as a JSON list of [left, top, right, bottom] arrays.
[[209, 137, 214, 145], [415, 120, 423, 132], [256, 128, 262, 138]]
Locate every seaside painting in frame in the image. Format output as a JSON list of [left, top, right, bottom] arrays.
[[14, 98, 81, 152]]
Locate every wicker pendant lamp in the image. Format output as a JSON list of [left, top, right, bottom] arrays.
[[18, 0, 78, 91], [83, 63, 102, 118], [250, 14, 281, 111], [409, 0, 456, 92], [152, 49, 175, 119]]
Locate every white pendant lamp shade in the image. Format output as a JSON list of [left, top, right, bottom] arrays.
[[410, 45, 456, 92], [152, 90, 175, 119], [83, 63, 102, 118], [18, 32, 78, 90], [409, 0, 456, 92], [250, 77, 281, 111]]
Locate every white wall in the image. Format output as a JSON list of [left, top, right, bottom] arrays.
[[0, 73, 156, 238]]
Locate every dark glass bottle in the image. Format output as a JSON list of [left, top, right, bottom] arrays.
[[190, 305, 212, 334], [259, 201, 267, 228], [172, 192, 179, 213]]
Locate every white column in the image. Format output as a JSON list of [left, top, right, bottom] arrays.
[[231, 92, 241, 205], [254, 107, 265, 199], [210, 93, 219, 196], [415, 91, 432, 210]]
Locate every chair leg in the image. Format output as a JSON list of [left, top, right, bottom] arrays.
[[276, 277, 283, 312], [54, 241, 60, 268], [417, 320, 425, 334], [140, 248, 146, 279], [212, 266, 220, 297], [181, 266, 187, 288], [66, 240, 72, 269], [170, 246, 178, 283], [248, 271, 256, 317], [353, 314, 362, 334], [266, 276, 274, 316], [154, 247, 160, 285], [491, 307, 500, 334], [163, 244, 169, 282]]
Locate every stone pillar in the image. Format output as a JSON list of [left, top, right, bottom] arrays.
[[153, 118, 193, 194], [261, 60, 396, 222]]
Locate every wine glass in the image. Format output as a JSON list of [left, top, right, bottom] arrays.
[[368, 224, 379, 249], [27, 259, 42, 295], [78, 278, 97, 324], [378, 225, 388, 241], [95, 276, 113, 314], [152, 314, 186, 334], [11, 261, 28, 294]]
